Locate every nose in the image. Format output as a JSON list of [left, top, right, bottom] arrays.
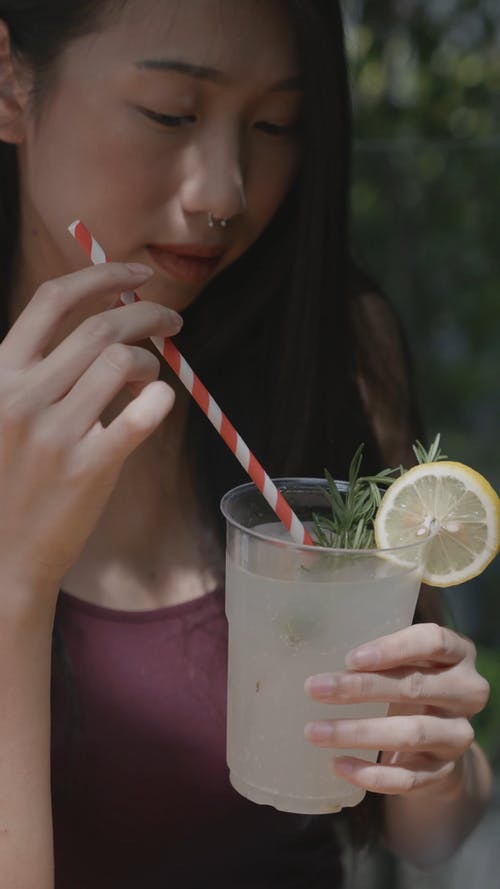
[[179, 126, 247, 224]]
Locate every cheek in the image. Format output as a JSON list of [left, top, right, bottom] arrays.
[[22, 110, 175, 262], [249, 146, 300, 221]]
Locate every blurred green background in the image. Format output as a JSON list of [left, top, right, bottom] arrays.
[[342, 0, 500, 885]]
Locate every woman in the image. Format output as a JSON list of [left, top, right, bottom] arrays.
[[0, 1, 492, 887]]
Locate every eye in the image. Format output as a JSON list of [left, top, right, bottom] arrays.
[[255, 121, 300, 137], [139, 108, 196, 127]]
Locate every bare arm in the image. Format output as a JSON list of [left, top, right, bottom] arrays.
[[0, 590, 58, 889], [383, 740, 492, 867], [0, 262, 180, 886]]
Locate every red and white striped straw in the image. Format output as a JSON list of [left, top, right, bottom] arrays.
[[69, 220, 314, 546]]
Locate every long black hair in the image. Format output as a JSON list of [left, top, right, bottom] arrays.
[[176, 0, 388, 535], [0, 0, 436, 855], [0, 0, 383, 489]]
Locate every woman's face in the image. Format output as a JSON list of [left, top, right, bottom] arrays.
[[17, 0, 302, 312]]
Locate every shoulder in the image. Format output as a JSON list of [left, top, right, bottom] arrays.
[[348, 266, 406, 357]]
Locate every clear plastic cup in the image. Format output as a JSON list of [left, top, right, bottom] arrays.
[[221, 478, 431, 815]]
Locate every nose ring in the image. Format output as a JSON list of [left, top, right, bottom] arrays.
[[208, 212, 229, 229]]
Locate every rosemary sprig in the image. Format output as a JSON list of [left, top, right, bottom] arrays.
[[413, 433, 448, 464], [313, 434, 444, 550]]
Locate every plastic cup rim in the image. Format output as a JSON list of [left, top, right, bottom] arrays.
[[220, 477, 438, 557]]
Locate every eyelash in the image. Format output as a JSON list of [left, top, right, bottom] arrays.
[[140, 108, 297, 136], [141, 109, 194, 127], [256, 122, 298, 137]]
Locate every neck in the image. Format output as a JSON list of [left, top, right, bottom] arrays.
[[82, 370, 195, 539], [61, 377, 223, 610]]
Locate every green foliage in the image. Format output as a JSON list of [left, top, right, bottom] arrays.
[[342, 0, 499, 751], [344, 0, 499, 139], [342, 1, 500, 495]]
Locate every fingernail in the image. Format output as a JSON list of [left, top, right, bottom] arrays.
[[346, 645, 379, 669], [305, 675, 338, 698], [126, 263, 154, 277], [170, 311, 184, 332], [304, 722, 333, 742]]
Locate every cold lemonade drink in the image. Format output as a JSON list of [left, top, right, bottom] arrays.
[[221, 479, 430, 815]]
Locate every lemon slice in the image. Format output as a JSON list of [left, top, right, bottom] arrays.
[[374, 461, 500, 587]]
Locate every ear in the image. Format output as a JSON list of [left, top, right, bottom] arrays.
[[0, 19, 32, 144]]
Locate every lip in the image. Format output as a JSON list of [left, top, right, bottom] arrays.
[[147, 243, 225, 284]]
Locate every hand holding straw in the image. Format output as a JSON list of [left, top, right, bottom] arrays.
[[68, 220, 314, 546]]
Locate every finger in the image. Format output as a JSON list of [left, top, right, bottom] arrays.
[[305, 665, 486, 716], [346, 623, 472, 671], [47, 345, 162, 439], [26, 300, 182, 406], [88, 379, 176, 466], [0, 263, 154, 368], [331, 756, 456, 796], [304, 715, 474, 757]]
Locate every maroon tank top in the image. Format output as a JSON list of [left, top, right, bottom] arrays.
[[51, 589, 342, 888]]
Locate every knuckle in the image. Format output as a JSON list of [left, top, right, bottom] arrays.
[[407, 671, 426, 701], [464, 719, 476, 747], [148, 353, 161, 377], [31, 417, 66, 458], [349, 722, 364, 747], [0, 388, 29, 427], [328, 675, 348, 701], [410, 717, 429, 749], [467, 639, 478, 662], [469, 676, 490, 714], [458, 720, 475, 751], [82, 314, 116, 347], [34, 278, 66, 307], [65, 444, 102, 486], [428, 623, 450, 658], [102, 343, 134, 373], [477, 676, 491, 708], [358, 674, 376, 698], [347, 673, 373, 700], [117, 405, 154, 439], [368, 768, 385, 792]]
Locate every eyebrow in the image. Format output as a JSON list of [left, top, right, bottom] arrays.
[[135, 59, 303, 91]]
